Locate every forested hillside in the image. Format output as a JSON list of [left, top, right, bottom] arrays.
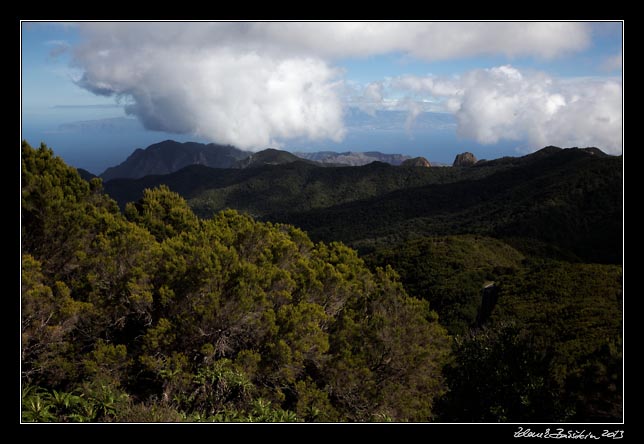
[[104, 146, 621, 265], [21, 141, 623, 422], [104, 158, 500, 217], [369, 240, 622, 422], [285, 147, 622, 264], [21, 141, 450, 422]]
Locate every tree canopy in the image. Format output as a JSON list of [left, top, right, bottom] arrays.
[[21, 141, 450, 422], [21, 141, 622, 423]]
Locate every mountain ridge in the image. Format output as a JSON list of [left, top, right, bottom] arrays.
[[102, 145, 620, 264], [100, 140, 427, 181], [100, 139, 250, 181], [235, 148, 322, 168], [294, 150, 412, 166], [284, 146, 621, 263], [22, 139, 623, 423]]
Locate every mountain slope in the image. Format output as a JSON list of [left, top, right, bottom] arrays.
[[235, 148, 319, 168], [282, 147, 622, 263], [103, 146, 621, 264], [104, 157, 505, 218], [100, 140, 250, 181], [295, 150, 411, 166], [76, 168, 97, 182]]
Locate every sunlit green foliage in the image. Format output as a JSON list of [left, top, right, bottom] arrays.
[[21, 141, 450, 422]]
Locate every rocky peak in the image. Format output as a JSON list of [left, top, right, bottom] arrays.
[[401, 157, 432, 167], [453, 152, 478, 167]]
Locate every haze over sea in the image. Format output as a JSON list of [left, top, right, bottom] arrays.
[[22, 109, 522, 174]]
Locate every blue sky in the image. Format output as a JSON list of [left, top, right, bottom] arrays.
[[22, 22, 622, 174]]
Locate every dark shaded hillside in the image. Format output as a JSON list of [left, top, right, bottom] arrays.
[[192, 161, 476, 218], [284, 148, 622, 264], [105, 164, 271, 208], [105, 158, 505, 216], [76, 168, 96, 182], [103, 146, 622, 264], [100, 140, 250, 181], [438, 259, 622, 422]]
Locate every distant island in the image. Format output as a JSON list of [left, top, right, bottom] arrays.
[[98, 139, 452, 181]]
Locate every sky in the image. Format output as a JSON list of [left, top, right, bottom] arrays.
[[21, 21, 623, 174]]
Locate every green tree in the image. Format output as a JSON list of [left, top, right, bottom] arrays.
[[21, 141, 451, 422], [125, 185, 199, 242], [21, 254, 91, 386]]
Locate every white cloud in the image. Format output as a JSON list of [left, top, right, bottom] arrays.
[[249, 22, 590, 60], [345, 82, 385, 116], [392, 66, 622, 154], [70, 22, 592, 150], [363, 82, 383, 102], [73, 25, 345, 150]]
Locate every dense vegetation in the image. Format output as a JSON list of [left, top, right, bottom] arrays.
[[285, 148, 622, 264], [104, 159, 507, 219], [22, 141, 623, 423], [366, 235, 525, 336], [365, 236, 622, 422], [22, 141, 450, 422], [105, 147, 622, 264]]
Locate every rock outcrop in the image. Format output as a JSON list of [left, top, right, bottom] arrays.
[[452, 152, 478, 167], [401, 157, 432, 168]]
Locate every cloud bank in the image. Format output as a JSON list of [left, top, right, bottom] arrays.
[[274, 22, 590, 60], [73, 24, 346, 149], [70, 22, 620, 152], [389, 66, 622, 154]]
